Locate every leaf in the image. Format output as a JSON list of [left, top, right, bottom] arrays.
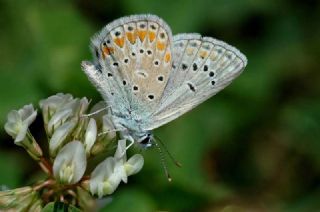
[[42, 202, 82, 212]]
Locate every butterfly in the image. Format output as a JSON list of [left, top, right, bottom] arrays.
[[82, 14, 247, 150]]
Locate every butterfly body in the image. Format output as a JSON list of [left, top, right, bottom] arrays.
[[82, 14, 247, 148]]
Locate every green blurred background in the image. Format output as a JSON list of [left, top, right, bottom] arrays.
[[1, 0, 320, 211]]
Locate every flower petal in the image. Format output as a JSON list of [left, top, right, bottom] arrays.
[[84, 118, 97, 155], [125, 154, 144, 176], [114, 139, 127, 161], [53, 141, 87, 184], [90, 157, 122, 197], [47, 109, 73, 135], [49, 119, 77, 156]]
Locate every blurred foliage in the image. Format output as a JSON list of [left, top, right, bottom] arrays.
[[0, 0, 320, 211]]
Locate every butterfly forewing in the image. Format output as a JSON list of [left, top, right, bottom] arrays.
[[91, 15, 173, 117], [144, 34, 247, 130]]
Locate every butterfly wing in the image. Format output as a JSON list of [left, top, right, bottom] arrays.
[[83, 14, 173, 120], [143, 33, 247, 130]]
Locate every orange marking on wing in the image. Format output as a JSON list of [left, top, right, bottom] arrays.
[[199, 51, 208, 58], [157, 41, 165, 51], [148, 31, 156, 42], [186, 48, 194, 55], [102, 47, 114, 57], [165, 53, 171, 63], [210, 52, 217, 61], [114, 37, 125, 48], [126, 32, 136, 44], [137, 30, 147, 42]]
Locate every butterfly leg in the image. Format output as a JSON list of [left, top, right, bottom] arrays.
[[81, 106, 111, 118], [126, 136, 135, 151], [118, 135, 135, 157]]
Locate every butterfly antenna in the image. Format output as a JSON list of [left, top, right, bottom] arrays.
[[154, 135, 182, 168], [152, 139, 172, 182]]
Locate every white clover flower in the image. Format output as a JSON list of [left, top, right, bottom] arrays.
[[49, 119, 78, 156], [4, 104, 37, 144], [84, 118, 97, 155], [4, 104, 42, 160], [114, 140, 144, 183], [89, 140, 144, 197], [89, 157, 121, 197], [53, 141, 87, 185], [39, 93, 73, 112], [40, 94, 89, 136], [39, 93, 73, 126]]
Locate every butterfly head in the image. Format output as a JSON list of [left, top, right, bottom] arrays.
[[136, 132, 153, 149]]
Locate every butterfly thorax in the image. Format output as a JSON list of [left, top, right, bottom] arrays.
[[112, 114, 153, 148]]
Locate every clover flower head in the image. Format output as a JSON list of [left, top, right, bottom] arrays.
[[2, 93, 145, 211]]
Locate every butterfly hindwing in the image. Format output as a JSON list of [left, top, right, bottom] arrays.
[[144, 33, 247, 130], [90, 15, 173, 117]]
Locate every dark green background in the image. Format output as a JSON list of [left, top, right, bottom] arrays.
[[1, 0, 320, 211]]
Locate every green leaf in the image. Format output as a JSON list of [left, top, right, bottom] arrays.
[[42, 202, 82, 212]]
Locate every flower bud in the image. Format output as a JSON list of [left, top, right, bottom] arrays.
[[0, 186, 37, 210], [84, 118, 97, 156]]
